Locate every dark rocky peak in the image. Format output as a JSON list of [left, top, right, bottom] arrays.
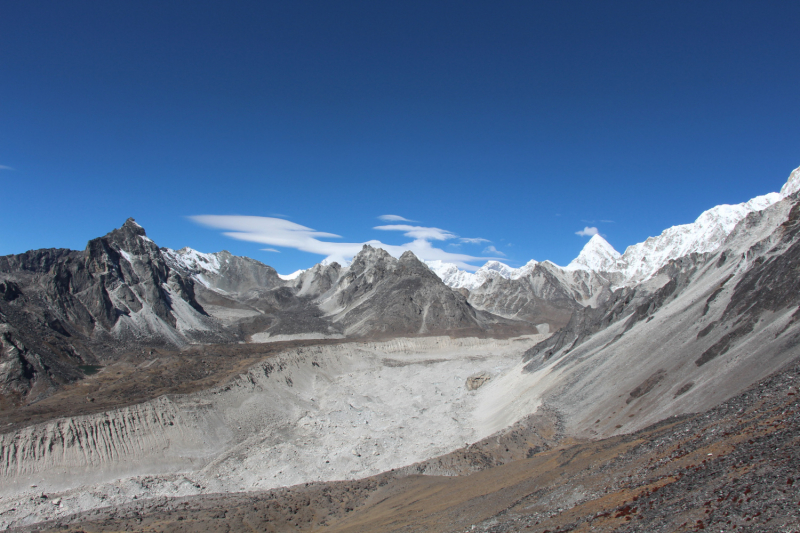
[[87, 218, 160, 262], [397, 250, 439, 278], [59, 218, 205, 331], [344, 247, 436, 285], [348, 245, 396, 271], [340, 245, 397, 287], [84, 219, 168, 289]]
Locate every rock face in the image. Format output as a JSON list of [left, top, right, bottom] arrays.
[[316, 247, 527, 337], [465, 261, 618, 331], [0, 219, 228, 405]]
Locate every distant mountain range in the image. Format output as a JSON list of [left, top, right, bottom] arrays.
[[1, 166, 799, 413], [3, 166, 800, 531]]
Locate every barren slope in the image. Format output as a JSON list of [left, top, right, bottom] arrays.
[[0, 335, 549, 529], [20, 352, 800, 533]]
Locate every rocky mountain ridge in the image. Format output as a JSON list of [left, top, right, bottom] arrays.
[[2, 166, 800, 532], [0, 223, 534, 407], [0, 219, 225, 406]]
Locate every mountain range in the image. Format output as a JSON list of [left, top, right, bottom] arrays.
[[1, 166, 799, 531]]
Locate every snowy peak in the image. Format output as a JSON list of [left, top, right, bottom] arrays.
[[565, 235, 620, 272], [425, 259, 538, 290], [424, 260, 465, 287], [476, 259, 538, 281], [780, 165, 800, 197]]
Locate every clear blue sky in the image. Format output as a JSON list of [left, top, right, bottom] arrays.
[[2, 1, 799, 273]]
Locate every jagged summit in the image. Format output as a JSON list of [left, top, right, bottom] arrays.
[[565, 234, 620, 272], [122, 217, 144, 232]]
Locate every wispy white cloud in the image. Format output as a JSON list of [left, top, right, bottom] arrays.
[[261, 248, 280, 253], [373, 224, 455, 241], [459, 237, 490, 244], [482, 245, 506, 257], [0, 165, 14, 171], [575, 226, 599, 237], [191, 215, 503, 271], [600, 219, 615, 223], [378, 214, 415, 222]]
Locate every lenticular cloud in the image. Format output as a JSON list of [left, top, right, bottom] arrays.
[[377, 214, 415, 222], [190, 215, 501, 270]]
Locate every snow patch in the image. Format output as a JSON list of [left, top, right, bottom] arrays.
[[118, 249, 133, 264], [165, 247, 222, 275], [278, 269, 305, 281]]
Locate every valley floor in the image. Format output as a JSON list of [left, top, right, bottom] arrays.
[[18, 354, 800, 533], [0, 334, 549, 529]]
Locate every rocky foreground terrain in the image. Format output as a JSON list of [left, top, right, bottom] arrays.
[[15, 353, 800, 533], [1, 167, 800, 531]]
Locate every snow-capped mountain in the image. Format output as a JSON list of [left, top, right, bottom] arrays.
[[432, 166, 800, 289], [607, 191, 783, 284], [565, 235, 621, 272], [425, 259, 538, 290], [163, 247, 283, 294]]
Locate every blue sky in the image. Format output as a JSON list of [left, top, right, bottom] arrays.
[[2, 1, 799, 273]]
